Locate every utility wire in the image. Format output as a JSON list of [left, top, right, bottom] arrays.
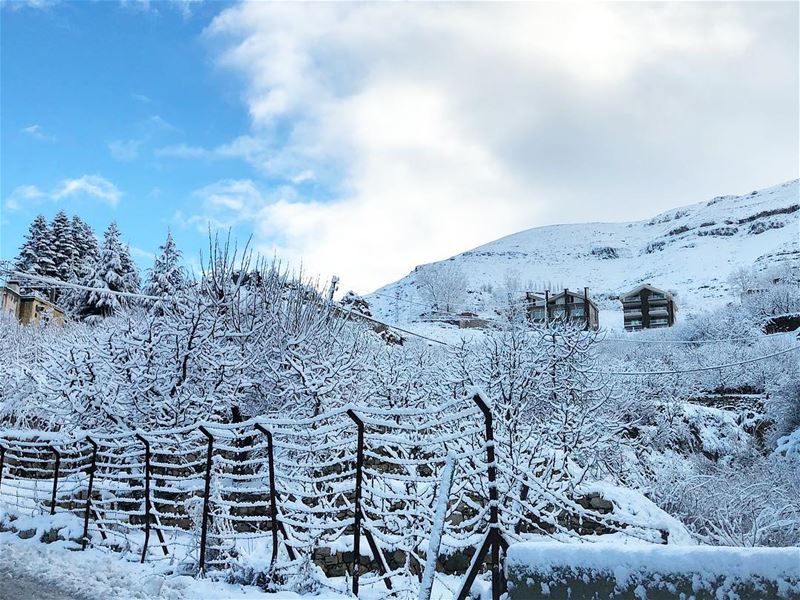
[[6, 269, 794, 362], [2, 270, 167, 301]]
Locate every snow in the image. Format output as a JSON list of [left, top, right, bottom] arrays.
[[367, 179, 799, 327], [505, 541, 800, 592], [576, 482, 695, 545], [776, 428, 800, 457], [0, 532, 302, 599]]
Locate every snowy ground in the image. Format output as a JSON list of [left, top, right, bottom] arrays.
[[0, 531, 298, 600]]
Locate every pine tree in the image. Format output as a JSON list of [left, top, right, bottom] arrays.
[[14, 215, 56, 277], [144, 231, 184, 308], [50, 210, 80, 284], [70, 216, 100, 273], [81, 222, 128, 319], [121, 245, 141, 295]]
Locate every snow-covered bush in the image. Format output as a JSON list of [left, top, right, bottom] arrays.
[[648, 452, 800, 547]]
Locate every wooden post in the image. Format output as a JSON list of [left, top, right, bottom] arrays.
[[564, 288, 571, 321], [544, 290, 551, 326], [198, 426, 214, 575], [0, 445, 5, 491], [81, 437, 98, 550], [583, 287, 590, 331]]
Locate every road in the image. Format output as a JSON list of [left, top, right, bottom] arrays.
[[0, 572, 83, 600]]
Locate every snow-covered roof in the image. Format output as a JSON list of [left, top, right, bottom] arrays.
[[620, 283, 673, 300]]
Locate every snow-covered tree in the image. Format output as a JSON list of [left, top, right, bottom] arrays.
[[144, 230, 184, 312], [50, 210, 80, 286], [416, 262, 468, 313], [79, 222, 130, 320], [120, 243, 141, 294], [70, 216, 99, 272], [14, 214, 56, 278]]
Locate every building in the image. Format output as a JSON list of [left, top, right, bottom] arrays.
[[526, 288, 600, 330], [620, 283, 676, 331], [1, 281, 66, 326]]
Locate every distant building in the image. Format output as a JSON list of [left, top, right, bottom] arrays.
[[620, 283, 676, 331], [1, 281, 66, 326], [526, 288, 600, 330]]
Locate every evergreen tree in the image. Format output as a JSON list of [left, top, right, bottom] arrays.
[[50, 210, 80, 284], [14, 215, 56, 277], [120, 244, 141, 294], [70, 216, 100, 273], [81, 222, 128, 319], [144, 231, 184, 312]]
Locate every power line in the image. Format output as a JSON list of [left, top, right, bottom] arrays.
[[2, 270, 167, 301], [340, 308, 454, 347]]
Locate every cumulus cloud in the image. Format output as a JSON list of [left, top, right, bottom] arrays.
[[197, 2, 798, 293], [5, 175, 122, 210]]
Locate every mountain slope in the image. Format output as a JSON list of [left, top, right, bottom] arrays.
[[366, 179, 799, 330]]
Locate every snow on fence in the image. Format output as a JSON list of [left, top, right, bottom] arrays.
[[0, 394, 671, 600]]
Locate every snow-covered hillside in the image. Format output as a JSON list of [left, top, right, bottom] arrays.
[[367, 180, 799, 330]]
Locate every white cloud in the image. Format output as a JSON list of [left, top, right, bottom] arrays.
[[202, 2, 798, 293], [2, 0, 59, 11], [108, 139, 142, 162], [5, 176, 121, 210], [5, 185, 46, 210], [179, 179, 280, 232], [52, 175, 121, 206], [21, 124, 54, 142]]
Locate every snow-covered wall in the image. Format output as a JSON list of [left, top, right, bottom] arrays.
[[505, 542, 800, 599]]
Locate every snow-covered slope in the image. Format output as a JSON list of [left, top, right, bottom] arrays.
[[367, 180, 799, 330]]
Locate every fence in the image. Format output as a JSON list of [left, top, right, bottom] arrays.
[[0, 393, 668, 600]]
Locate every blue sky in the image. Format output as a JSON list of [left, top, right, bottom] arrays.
[[1, 2, 797, 293], [1, 0, 255, 270]]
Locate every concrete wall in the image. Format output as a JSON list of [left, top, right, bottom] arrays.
[[505, 542, 800, 600]]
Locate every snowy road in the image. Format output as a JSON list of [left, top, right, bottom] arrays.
[[0, 572, 83, 600]]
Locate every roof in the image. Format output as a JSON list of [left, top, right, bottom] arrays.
[[2, 285, 66, 313], [620, 283, 673, 300], [526, 289, 598, 308]]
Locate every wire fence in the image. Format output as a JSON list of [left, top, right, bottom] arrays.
[[0, 394, 669, 599]]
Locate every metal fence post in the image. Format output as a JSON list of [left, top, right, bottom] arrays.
[[81, 437, 98, 550], [198, 426, 214, 575], [346, 409, 365, 597], [0, 445, 5, 490], [254, 424, 280, 569], [455, 393, 507, 600], [136, 434, 152, 563], [50, 446, 61, 515], [253, 424, 296, 567]]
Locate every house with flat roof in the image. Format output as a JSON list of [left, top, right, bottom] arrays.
[[526, 288, 600, 330], [1, 281, 66, 326], [620, 283, 676, 331]]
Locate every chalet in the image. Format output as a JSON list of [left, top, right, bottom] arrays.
[[620, 283, 676, 331], [1, 281, 65, 326], [525, 288, 600, 330]]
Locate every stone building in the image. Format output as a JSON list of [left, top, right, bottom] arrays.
[[1, 281, 66, 326]]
